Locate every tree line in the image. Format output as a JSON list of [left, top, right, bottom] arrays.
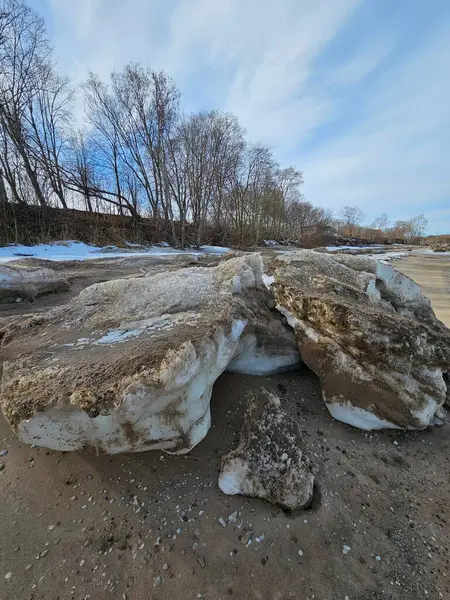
[[336, 207, 428, 244], [0, 1, 427, 248]]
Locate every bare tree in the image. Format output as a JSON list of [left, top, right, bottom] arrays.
[[408, 214, 428, 240], [0, 0, 52, 206], [371, 212, 389, 231], [340, 205, 364, 237], [26, 73, 73, 208]]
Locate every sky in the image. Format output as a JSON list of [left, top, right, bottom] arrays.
[[29, 0, 450, 234]]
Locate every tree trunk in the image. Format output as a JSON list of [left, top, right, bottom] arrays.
[[0, 171, 8, 205], [181, 217, 186, 249], [85, 193, 93, 212], [20, 150, 46, 206], [56, 190, 68, 209], [196, 219, 204, 249]]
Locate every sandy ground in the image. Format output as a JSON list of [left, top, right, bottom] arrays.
[[395, 252, 450, 327], [1, 253, 450, 600]]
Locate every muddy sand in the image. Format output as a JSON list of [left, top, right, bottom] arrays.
[[1, 252, 450, 600]]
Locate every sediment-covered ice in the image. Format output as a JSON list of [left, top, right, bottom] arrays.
[[1, 254, 299, 454]]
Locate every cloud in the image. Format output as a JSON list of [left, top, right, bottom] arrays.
[[31, 0, 450, 233], [299, 18, 450, 230]]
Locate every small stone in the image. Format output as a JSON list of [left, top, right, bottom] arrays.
[[375, 555, 382, 562], [393, 441, 399, 446], [227, 511, 238, 524], [0, 463, 4, 471], [218, 517, 227, 528], [5, 572, 12, 580], [241, 530, 254, 546], [343, 545, 351, 555], [25, 564, 32, 571], [197, 557, 206, 568], [0, 450, 8, 457], [162, 563, 168, 571], [153, 575, 162, 588], [297, 550, 304, 557]]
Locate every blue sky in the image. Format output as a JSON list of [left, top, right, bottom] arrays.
[[30, 0, 450, 234]]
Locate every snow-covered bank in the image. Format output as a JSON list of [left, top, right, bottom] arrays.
[[367, 251, 409, 262], [0, 241, 230, 263], [326, 245, 384, 252]]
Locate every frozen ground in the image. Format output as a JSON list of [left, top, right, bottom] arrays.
[[0, 241, 230, 263]]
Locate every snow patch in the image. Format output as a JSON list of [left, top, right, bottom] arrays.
[[96, 329, 142, 345], [276, 305, 300, 329], [218, 466, 248, 495], [324, 396, 401, 430], [0, 241, 231, 263], [326, 245, 384, 251], [262, 274, 275, 289], [228, 333, 300, 375]]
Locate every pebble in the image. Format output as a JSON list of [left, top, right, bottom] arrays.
[[197, 557, 206, 568], [5, 572, 12, 580], [0, 450, 8, 457], [227, 511, 238, 524], [375, 556, 382, 562], [153, 575, 162, 588], [343, 545, 351, 555], [218, 517, 227, 528], [241, 530, 254, 546], [162, 564, 169, 571], [298, 550, 304, 557]]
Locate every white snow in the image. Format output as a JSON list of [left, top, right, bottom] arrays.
[[369, 252, 409, 261], [199, 245, 230, 255], [219, 465, 248, 495], [228, 333, 300, 375], [0, 241, 230, 263], [262, 274, 275, 289], [326, 245, 384, 251], [276, 304, 300, 329], [96, 329, 142, 344], [324, 398, 401, 430]]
